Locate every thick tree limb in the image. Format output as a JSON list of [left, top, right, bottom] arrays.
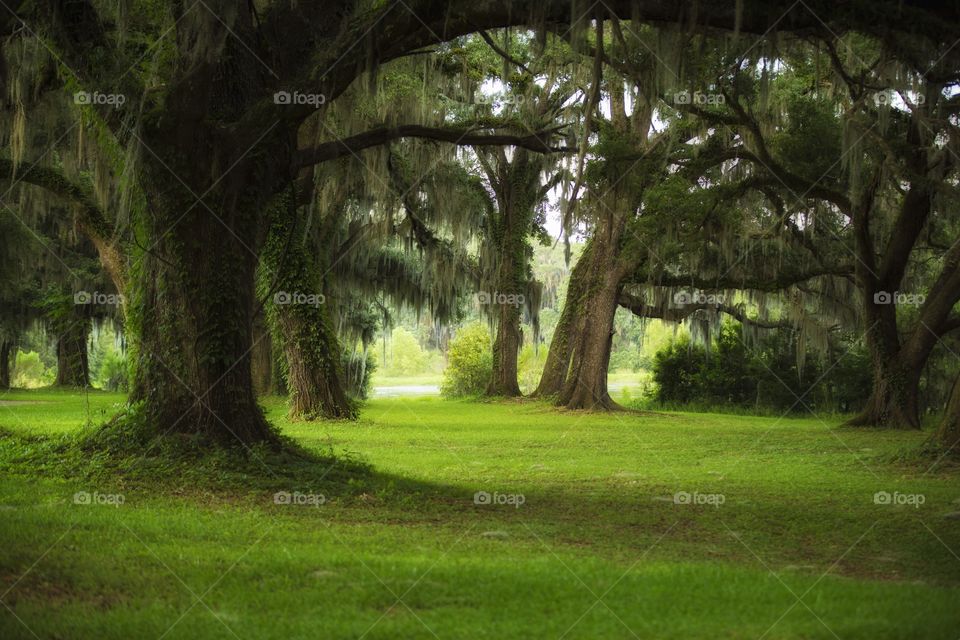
[[294, 124, 572, 169]]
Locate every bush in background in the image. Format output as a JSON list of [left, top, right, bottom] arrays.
[[441, 322, 492, 397]]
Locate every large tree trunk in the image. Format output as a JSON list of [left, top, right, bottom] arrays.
[[533, 239, 594, 397], [847, 356, 922, 429], [127, 171, 277, 445], [274, 303, 355, 419], [261, 199, 355, 420], [0, 339, 11, 389], [557, 270, 622, 410], [935, 371, 960, 452], [556, 225, 626, 410], [55, 321, 89, 387]]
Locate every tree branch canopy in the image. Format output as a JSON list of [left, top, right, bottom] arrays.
[[294, 124, 572, 169]]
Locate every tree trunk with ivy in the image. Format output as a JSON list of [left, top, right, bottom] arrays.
[[485, 217, 525, 398], [260, 201, 355, 420]]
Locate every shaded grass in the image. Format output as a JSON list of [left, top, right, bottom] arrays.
[[0, 388, 958, 639]]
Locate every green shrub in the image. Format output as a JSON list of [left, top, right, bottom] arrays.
[[11, 350, 53, 388], [383, 327, 428, 376], [441, 322, 492, 397], [93, 350, 129, 392]]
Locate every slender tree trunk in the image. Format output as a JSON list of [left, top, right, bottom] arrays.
[[935, 371, 960, 452], [0, 339, 11, 389], [55, 321, 89, 387], [533, 239, 594, 397], [485, 235, 523, 397]]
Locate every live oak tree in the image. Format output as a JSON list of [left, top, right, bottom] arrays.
[[2, 1, 957, 445]]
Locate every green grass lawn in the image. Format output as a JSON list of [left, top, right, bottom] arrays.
[[1, 388, 958, 639]]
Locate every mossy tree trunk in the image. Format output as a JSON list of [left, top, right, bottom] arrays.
[[260, 198, 355, 420], [533, 239, 594, 398], [556, 229, 626, 411], [55, 321, 90, 387], [485, 211, 525, 398]]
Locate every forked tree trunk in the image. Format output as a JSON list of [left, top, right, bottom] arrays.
[[533, 239, 594, 398], [55, 321, 89, 387], [935, 371, 960, 452], [0, 339, 11, 389]]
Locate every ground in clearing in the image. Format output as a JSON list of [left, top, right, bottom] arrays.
[[0, 388, 958, 639]]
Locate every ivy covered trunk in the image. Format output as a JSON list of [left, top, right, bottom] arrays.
[[250, 313, 275, 396], [935, 371, 960, 451], [54, 320, 89, 387], [485, 223, 524, 397], [533, 239, 594, 397], [0, 339, 11, 389], [126, 159, 278, 444], [260, 202, 355, 420]]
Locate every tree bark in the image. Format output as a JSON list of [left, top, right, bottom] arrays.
[[250, 312, 275, 396], [533, 239, 594, 397], [556, 225, 626, 410], [485, 223, 524, 398], [54, 321, 89, 387], [935, 371, 960, 452], [0, 340, 11, 389], [261, 198, 355, 420]]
